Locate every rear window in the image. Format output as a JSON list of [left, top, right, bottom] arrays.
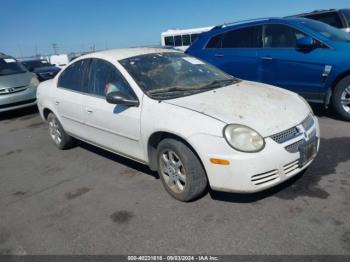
[[0, 58, 27, 76]]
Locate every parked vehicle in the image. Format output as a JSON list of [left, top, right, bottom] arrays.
[[186, 17, 350, 120], [49, 54, 69, 69], [37, 48, 319, 202], [0, 54, 39, 112], [290, 9, 350, 33], [22, 59, 61, 82], [161, 26, 213, 51]]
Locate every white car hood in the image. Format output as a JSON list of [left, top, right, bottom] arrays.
[[165, 80, 310, 137]]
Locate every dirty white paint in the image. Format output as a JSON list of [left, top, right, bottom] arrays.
[[37, 48, 320, 194]]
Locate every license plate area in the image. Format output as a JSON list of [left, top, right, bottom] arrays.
[[299, 137, 318, 167]]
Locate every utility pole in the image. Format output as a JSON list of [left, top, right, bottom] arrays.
[[52, 43, 59, 55], [17, 43, 23, 58]]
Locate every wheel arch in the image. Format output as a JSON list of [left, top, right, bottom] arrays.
[[331, 70, 350, 92], [43, 108, 53, 120], [147, 131, 205, 173]]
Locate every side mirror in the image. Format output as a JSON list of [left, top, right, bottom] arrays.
[[297, 36, 315, 50], [106, 91, 139, 107]]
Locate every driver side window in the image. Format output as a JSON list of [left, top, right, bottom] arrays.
[[263, 24, 307, 48], [89, 58, 133, 97]]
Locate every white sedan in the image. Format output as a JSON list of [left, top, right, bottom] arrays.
[[37, 48, 320, 202]]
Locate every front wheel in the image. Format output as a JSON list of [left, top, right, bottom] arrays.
[[157, 138, 208, 202], [333, 76, 350, 121], [47, 113, 75, 149]]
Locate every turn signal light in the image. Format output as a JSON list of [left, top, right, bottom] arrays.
[[210, 158, 230, 165]]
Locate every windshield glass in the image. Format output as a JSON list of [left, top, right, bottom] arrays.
[[343, 9, 350, 24], [120, 52, 239, 99], [301, 19, 350, 42], [0, 58, 27, 76]]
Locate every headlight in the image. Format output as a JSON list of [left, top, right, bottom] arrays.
[[30, 76, 39, 87], [223, 124, 265, 153], [299, 95, 314, 116]]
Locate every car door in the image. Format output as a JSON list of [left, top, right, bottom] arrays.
[[257, 23, 328, 99], [82, 58, 143, 161], [206, 25, 263, 81], [55, 59, 90, 137]]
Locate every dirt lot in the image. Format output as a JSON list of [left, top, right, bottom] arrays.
[[0, 105, 349, 255]]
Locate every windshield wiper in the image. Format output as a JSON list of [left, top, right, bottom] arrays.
[[148, 86, 192, 95], [202, 78, 239, 89]]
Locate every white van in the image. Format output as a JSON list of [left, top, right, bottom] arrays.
[[161, 26, 213, 51], [49, 54, 69, 69]]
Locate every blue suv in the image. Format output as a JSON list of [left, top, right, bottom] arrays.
[[186, 18, 350, 120]]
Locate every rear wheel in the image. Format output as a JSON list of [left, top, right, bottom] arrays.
[[157, 138, 207, 202], [47, 113, 75, 149], [333, 76, 350, 121]]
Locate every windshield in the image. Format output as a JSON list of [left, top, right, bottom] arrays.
[[301, 19, 350, 42], [0, 58, 27, 76], [120, 52, 239, 99]]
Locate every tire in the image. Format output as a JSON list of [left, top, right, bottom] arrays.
[[47, 113, 75, 149], [332, 76, 350, 121], [157, 138, 208, 202]]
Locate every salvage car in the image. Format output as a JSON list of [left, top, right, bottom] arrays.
[[22, 59, 60, 82], [290, 9, 350, 33], [0, 54, 39, 112], [186, 17, 350, 121], [37, 48, 320, 201]]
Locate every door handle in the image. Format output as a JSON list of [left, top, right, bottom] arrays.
[[55, 101, 60, 105], [86, 109, 93, 114], [261, 56, 273, 60], [214, 54, 224, 58]]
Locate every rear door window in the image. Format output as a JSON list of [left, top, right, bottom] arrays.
[[305, 12, 343, 28], [206, 33, 223, 48], [58, 59, 90, 92], [221, 26, 263, 48]]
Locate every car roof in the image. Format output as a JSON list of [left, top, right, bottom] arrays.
[[210, 17, 310, 31], [288, 8, 341, 18], [82, 47, 180, 61]]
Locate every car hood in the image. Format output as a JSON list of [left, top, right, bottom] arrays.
[[0, 71, 33, 88], [165, 81, 310, 137]]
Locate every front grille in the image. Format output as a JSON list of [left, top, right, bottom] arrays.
[[0, 98, 36, 109], [251, 169, 279, 186], [284, 160, 300, 175], [0, 85, 27, 95], [270, 126, 299, 144], [270, 114, 315, 144], [285, 139, 305, 153]]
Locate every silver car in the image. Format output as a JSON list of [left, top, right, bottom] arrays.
[[0, 54, 39, 113]]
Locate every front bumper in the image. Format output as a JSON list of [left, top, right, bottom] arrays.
[[0, 86, 37, 113], [190, 116, 320, 193]]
